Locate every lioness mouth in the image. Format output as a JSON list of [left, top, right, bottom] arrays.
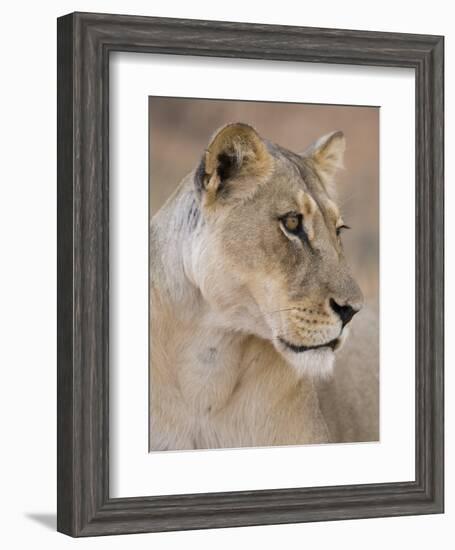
[[278, 337, 338, 353]]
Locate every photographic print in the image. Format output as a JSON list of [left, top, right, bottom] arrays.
[[149, 97, 379, 452], [57, 13, 444, 535]]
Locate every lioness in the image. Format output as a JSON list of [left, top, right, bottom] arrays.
[[150, 123, 379, 451]]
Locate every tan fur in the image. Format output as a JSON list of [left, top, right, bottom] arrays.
[[202, 123, 273, 208], [150, 123, 376, 451], [304, 130, 346, 197]]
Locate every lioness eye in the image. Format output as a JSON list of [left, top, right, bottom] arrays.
[[281, 212, 303, 234], [336, 224, 351, 236]]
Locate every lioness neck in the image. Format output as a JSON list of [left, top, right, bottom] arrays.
[[150, 176, 329, 450]]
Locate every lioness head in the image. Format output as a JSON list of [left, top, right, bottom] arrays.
[[187, 123, 363, 378]]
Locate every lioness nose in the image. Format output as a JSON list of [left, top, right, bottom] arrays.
[[329, 298, 358, 326]]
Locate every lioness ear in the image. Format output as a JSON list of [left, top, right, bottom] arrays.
[[304, 131, 346, 196], [195, 123, 273, 207]]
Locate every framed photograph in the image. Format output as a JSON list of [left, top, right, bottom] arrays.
[[57, 12, 444, 536]]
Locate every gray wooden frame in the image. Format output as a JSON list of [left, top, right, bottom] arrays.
[[57, 12, 444, 537]]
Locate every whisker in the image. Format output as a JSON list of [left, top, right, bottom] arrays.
[[270, 331, 306, 342], [263, 307, 300, 316], [270, 326, 335, 342]]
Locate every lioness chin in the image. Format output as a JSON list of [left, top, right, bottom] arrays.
[[150, 123, 375, 451]]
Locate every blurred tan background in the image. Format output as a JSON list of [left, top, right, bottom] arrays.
[[149, 97, 379, 303]]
